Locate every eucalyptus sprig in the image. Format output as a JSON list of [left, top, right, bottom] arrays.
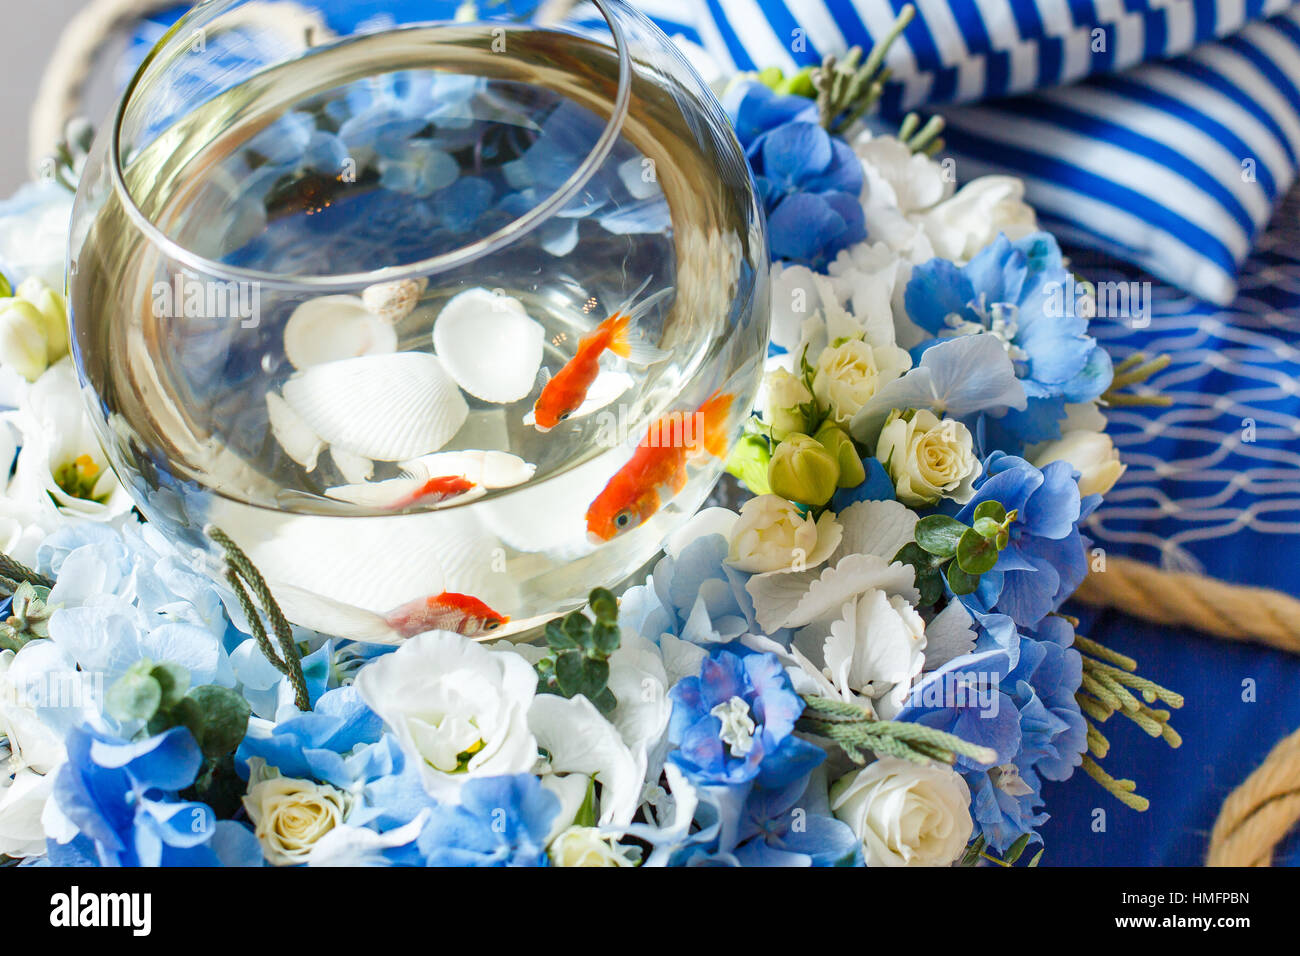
[[894, 502, 1017, 606], [799, 695, 998, 766], [535, 588, 622, 715], [812, 4, 916, 134]]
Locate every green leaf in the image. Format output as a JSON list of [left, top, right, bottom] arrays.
[[588, 588, 618, 624], [574, 776, 597, 828], [175, 685, 251, 759], [1003, 832, 1032, 864], [916, 569, 945, 607], [946, 562, 980, 596], [544, 620, 577, 650], [578, 658, 610, 699], [955, 527, 999, 575], [149, 662, 191, 710], [972, 500, 1006, 524], [959, 834, 986, 867], [591, 620, 621, 656], [0, 272, 10, 298], [914, 515, 966, 558], [1028, 848, 1044, 867], [972, 517, 1002, 539], [593, 686, 617, 715], [563, 613, 594, 652], [106, 672, 162, 723], [554, 651, 586, 697]]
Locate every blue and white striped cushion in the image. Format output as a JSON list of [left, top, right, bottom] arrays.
[[674, 0, 1296, 111], [940, 6, 1300, 304]]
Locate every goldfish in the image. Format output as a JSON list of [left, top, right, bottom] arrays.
[[586, 389, 735, 541], [527, 281, 670, 431], [383, 591, 510, 638]]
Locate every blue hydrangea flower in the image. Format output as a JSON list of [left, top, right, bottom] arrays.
[[236, 686, 385, 788], [668, 646, 823, 789], [732, 770, 862, 866], [416, 775, 559, 867], [896, 648, 1020, 772], [723, 81, 820, 151], [619, 533, 762, 645], [749, 121, 866, 269], [1008, 615, 1087, 782], [830, 455, 895, 511], [50, 725, 259, 867], [955, 453, 1096, 629]]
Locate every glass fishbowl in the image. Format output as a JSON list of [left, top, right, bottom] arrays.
[[67, 0, 768, 641]]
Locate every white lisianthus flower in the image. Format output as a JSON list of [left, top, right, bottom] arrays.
[[7, 360, 131, 522], [812, 338, 911, 425], [821, 589, 927, 718], [727, 493, 841, 574], [242, 759, 351, 866], [0, 643, 72, 858], [355, 630, 539, 800], [549, 826, 640, 867], [830, 757, 973, 867], [1032, 429, 1126, 497], [0, 182, 75, 291], [757, 367, 814, 438], [876, 408, 980, 506], [853, 133, 954, 216], [914, 176, 1038, 263]]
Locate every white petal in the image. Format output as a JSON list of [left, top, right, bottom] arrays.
[[832, 499, 918, 563]]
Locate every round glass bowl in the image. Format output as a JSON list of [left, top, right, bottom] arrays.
[[67, 0, 768, 639]]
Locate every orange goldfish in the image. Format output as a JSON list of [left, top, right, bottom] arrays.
[[383, 591, 510, 638], [528, 283, 670, 431], [586, 389, 735, 541], [391, 474, 476, 509]]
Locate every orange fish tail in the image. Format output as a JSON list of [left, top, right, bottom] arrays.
[[694, 390, 735, 460], [602, 311, 634, 358]]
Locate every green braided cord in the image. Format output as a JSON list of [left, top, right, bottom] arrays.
[[0, 551, 54, 590], [207, 526, 310, 711], [800, 696, 998, 766]]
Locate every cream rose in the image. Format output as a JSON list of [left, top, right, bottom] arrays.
[[812, 339, 910, 425], [915, 176, 1037, 263], [727, 494, 841, 574], [1032, 430, 1125, 497], [549, 826, 640, 867], [355, 630, 539, 800], [757, 367, 814, 438], [876, 408, 979, 506], [242, 761, 351, 866], [830, 758, 973, 867]]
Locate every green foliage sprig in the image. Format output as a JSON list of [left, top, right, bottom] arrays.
[[894, 502, 1017, 606], [799, 695, 998, 766], [812, 5, 916, 134], [0, 581, 54, 651], [536, 588, 622, 715], [960, 832, 1044, 867]]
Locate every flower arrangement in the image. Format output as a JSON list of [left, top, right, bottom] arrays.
[[0, 8, 1182, 868]]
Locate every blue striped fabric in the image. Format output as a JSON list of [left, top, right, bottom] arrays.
[[940, 6, 1300, 303], [669, 0, 1297, 111]]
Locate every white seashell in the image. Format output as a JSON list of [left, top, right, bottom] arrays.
[[266, 391, 324, 471], [401, 450, 536, 489], [362, 278, 427, 323], [432, 287, 544, 404], [283, 295, 398, 370], [330, 447, 374, 484], [283, 351, 468, 460]]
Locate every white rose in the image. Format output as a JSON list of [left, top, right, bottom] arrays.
[[914, 176, 1037, 263], [242, 760, 351, 866], [830, 757, 973, 867], [813, 338, 911, 426], [821, 589, 927, 718], [549, 826, 640, 867], [1032, 429, 1125, 497], [727, 494, 841, 574], [355, 630, 539, 799], [876, 408, 980, 506], [757, 367, 813, 437]]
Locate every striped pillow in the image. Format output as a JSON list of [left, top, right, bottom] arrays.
[[678, 0, 1296, 111], [940, 7, 1300, 304]]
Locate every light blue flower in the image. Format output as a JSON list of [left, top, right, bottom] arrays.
[[955, 453, 1096, 629], [896, 648, 1019, 773], [235, 686, 384, 789], [668, 646, 823, 789], [723, 81, 819, 151], [748, 121, 866, 269], [416, 775, 558, 867], [731, 769, 862, 866], [49, 725, 259, 866]]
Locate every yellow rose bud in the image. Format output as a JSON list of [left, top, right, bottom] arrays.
[[0, 299, 51, 382], [813, 422, 866, 488], [16, 277, 68, 362], [758, 367, 814, 439], [768, 433, 839, 506], [726, 432, 773, 495]]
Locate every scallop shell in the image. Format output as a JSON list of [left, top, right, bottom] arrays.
[[362, 278, 427, 323], [266, 391, 324, 471], [282, 352, 468, 460], [330, 447, 374, 484], [432, 287, 544, 404], [283, 295, 398, 370]]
